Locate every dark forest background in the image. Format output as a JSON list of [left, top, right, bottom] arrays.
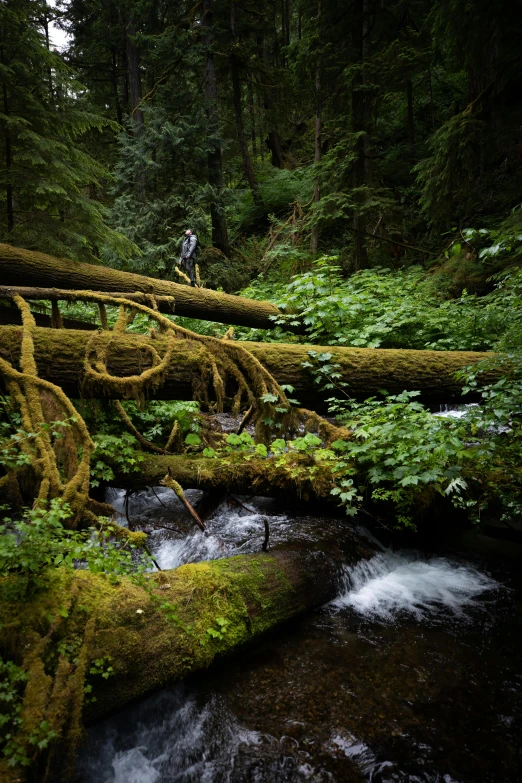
[[2, 0, 522, 293]]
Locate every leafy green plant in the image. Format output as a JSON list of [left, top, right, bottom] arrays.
[[84, 656, 114, 704], [205, 616, 230, 641], [300, 346, 522, 528], [0, 657, 27, 767], [120, 400, 201, 445], [268, 257, 507, 351], [90, 432, 144, 486], [0, 500, 154, 598]]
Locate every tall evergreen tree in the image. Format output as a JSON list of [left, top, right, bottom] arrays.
[[0, 0, 133, 260]]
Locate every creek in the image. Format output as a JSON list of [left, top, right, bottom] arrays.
[[76, 487, 522, 782]]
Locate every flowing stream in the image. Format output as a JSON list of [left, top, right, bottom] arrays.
[[76, 489, 522, 782]]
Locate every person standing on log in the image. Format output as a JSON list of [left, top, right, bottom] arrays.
[[178, 229, 198, 286]]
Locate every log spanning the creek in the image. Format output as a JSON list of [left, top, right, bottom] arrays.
[[0, 325, 496, 407], [113, 452, 335, 501], [0, 549, 352, 735], [0, 243, 283, 330]]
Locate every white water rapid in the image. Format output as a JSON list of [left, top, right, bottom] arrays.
[[77, 491, 508, 782], [332, 551, 499, 622]]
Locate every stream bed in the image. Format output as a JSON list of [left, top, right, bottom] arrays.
[[76, 489, 522, 782]]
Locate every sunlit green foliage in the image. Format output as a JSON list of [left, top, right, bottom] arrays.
[[242, 256, 511, 351], [297, 350, 522, 528], [0, 499, 153, 597]]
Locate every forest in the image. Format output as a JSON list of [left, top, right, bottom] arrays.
[[1, 0, 522, 781]]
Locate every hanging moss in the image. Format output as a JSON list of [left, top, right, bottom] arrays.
[[0, 288, 302, 525]]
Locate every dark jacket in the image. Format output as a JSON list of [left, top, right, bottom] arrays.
[[180, 233, 198, 260]]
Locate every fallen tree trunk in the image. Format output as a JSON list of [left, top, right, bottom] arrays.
[[0, 325, 496, 406], [113, 452, 333, 501], [0, 243, 283, 330], [0, 544, 375, 780]]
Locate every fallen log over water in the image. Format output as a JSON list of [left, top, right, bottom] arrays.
[[113, 452, 333, 501], [0, 326, 496, 407], [0, 243, 283, 330], [0, 545, 363, 780]]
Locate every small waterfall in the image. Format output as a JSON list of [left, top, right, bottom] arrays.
[[153, 504, 290, 569], [332, 551, 499, 621], [77, 688, 263, 783], [77, 687, 338, 783], [106, 487, 293, 570], [434, 403, 474, 419]]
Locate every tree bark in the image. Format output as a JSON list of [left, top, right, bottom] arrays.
[[108, 452, 355, 515], [112, 451, 336, 499], [111, 46, 123, 126], [2, 68, 14, 233], [0, 325, 496, 407], [202, 0, 231, 255], [262, 34, 283, 168], [0, 244, 284, 330], [362, 0, 373, 184], [407, 77, 415, 159], [0, 550, 348, 730], [351, 0, 368, 271], [247, 79, 258, 156], [125, 15, 143, 128], [310, 0, 322, 254]]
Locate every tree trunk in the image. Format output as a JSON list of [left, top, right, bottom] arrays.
[[247, 79, 258, 157], [202, 0, 231, 255], [310, 0, 322, 254], [0, 244, 284, 329], [0, 325, 496, 407], [125, 15, 143, 128], [111, 46, 123, 126], [0, 544, 372, 782], [0, 550, 347, 729], [230, 3, 264, 208], [351, 0, 368, 271], [112, 451, 337, 499], [407, 77, 415, 159], [2, 68, 14, 233], [262, 34, 283, 168], [362, 0, 373, 184]]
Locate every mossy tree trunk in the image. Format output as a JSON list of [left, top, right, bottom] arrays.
[[0, 325, 497, 407], [112, 452, 336, 502], [0, 545, 374, 781], [0, 244, 283, 330]]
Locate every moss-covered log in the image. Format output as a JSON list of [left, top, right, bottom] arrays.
[[0, 546, 354, 783], [0, 325, 497, 407], [0, 243, 283, 330], [113, 452, 335, 502]]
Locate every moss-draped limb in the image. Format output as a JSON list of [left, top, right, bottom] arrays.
[[0, 299, 96, 518], [0, 326, 497, 407], [0, 243, 285, 330], [0, 288, 294, 518]]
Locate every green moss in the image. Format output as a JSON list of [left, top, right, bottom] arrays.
[[0, 551, 311, 730]]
